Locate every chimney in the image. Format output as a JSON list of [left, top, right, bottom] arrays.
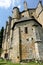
[[24, 0, 28, 10]]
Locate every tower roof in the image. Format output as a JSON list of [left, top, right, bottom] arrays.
[[12, 16, 42, 30], [13, 7, 19, 10], [36, 0, 42, 8]]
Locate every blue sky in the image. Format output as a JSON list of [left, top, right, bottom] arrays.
[[0, 0, 43, 29]]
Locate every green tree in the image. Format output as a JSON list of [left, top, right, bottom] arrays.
[[0, 27, 4, 56]]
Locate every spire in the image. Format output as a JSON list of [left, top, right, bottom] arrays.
[[39, 0, 42, 6], [24, 0, 28, 10], [39, 0, 42, 3]]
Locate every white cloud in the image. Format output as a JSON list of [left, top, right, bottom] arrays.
[[18, 5, 21, 8], [0, 0, 21, 9], [0, 0, 12, 8]]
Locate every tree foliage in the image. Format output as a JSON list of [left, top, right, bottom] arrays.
[[0, 27, 4, 48]]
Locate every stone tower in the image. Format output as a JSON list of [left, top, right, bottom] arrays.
[[12, 7, 20, 19], [11, 7, 20, 28], [1, 0, 43, 63]]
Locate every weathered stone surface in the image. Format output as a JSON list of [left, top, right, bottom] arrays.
[[1, 1, 43, 62]]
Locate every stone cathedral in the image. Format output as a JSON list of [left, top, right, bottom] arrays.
[[1, 1, 43, 62]]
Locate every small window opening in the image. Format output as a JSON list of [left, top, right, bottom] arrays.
[[27, 39, 29, 41], [32, 38, 33, 40], [25, 27, 28, 34], [4, 53, 8, 59]]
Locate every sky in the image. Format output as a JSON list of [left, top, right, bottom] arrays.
[[0, 0, 43, 29]]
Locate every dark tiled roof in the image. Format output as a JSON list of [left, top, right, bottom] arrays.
[[12, 17, 42, 30], [18, 17, 32, 22], [13, 7, 19, 10], [20, 9, 35, 13]]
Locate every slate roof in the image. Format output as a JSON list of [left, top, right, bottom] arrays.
[[18, 17, 32, 22], [12, 17, 42, 30]]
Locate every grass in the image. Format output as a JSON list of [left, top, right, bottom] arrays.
[[0, 59, 21, 65], [26, 62, 43, 65], [0, 59, 43, 65]]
